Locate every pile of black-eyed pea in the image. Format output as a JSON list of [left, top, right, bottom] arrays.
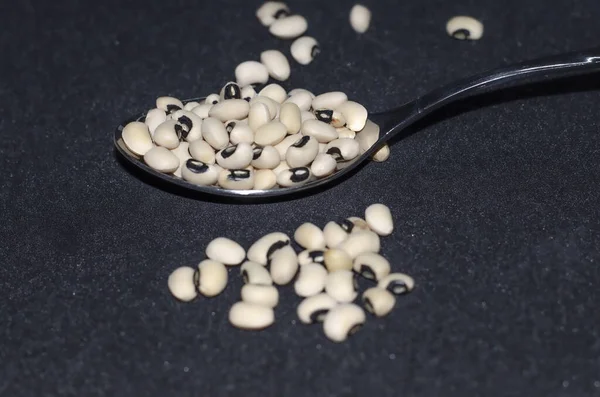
[[120, 2, 388, 191], [168, 203, 415, 343]]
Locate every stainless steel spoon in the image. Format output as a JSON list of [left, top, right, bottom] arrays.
[[114, 47, 600, 199]]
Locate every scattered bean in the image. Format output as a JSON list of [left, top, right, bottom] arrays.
[[241, 284, 279, 308], [378, 273, 415, 295], [122, 121, 154, 156], [260, 50, 291, 81], [290, 36, 320, 65], [197, 259, 228, 297], [241, 261, 273, 285], [362, 287, 395, 317], [167, 266, 198, 302], [446, 16, 483, 40], [323, 303, 366, 342], [229, 301, 275, 330], [297, 293, 337, 324], [353, 252, 391, 281], [294, 263, 328, 297], [349, 4, 371, 33]]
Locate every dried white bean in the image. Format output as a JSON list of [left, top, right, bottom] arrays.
[[301, 119, 339, 143], [355, 119, 380, 153], [325, 270, 358, 303], [144, 108, 167, 136], [336, 230, 380, 259], [171, 141, 191, 178], [312, 92, 348, 111], [251, 145, 281, 169], [208, 99, 250, 122], [372, 144, 390, 162], [205, 94, 220, 105], [247, 232, 290, 265], [284, 91, 313, 111], [259, 83, 287, 104], [365, 203, 393, 236], [250, 95, 279, 119], [254, 169, 277, 190], [172, 109, 203, 142], [156, 96, 183, 114], [336, 127, 356, 139], [216, 143, 253, 169], [241, 85, 257, 102], [226, 121, 254, 145], [325, 138, 360, 161], [218, 168, 255, 190], [153, 120, 181, 149], [277, 166, 312, 187], [191, 103, 212, 118], [323, 248, 353, 272], [323, 303, 365, 342], [323, 221, 349, 248], [184, 101, 200, 111], [311, 153, 337, 178], [188, 140, 216, 164], [294, 222, 326, 250]]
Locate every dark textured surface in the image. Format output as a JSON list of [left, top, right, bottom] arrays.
[[1, 0, 600, 396]]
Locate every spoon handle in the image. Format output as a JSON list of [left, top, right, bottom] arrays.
[[417, 46, 600, 114]]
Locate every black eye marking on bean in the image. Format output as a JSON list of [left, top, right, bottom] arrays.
[[289, 167, 310, 182], [224, 83, 241, 100], [452, 28, 470, 40], [311, 45, 321, 58], [243, 97, 251, 102], [226, 122, 236, 134], [252, 146, 264, 160], [212, 100, 219, 105], [273, 8, 289, 19], [315, 109, 333, 123], [310, 308, 329, 323], [359, 264, 375, 280], [292, 135, 311, 148], [266, 240, 290, 263], [308, 250, 325, 263], [193, 270, 200, 289], [326, 147, 343, 161], [363, 297, 374, 313], [166, 104, 181, 114], [229, 170, 251, 180], [387, 280, 408, 295], [339, 219, 354, 233], [178, 115, 193, 132], [186, 159, 209, 173], [174, 123, 186, 140], [221, 146, 237, 159]]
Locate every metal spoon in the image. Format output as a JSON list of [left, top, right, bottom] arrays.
[[114, 47, 600, 199]]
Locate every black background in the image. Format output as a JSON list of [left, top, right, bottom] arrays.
[[1, 0, 600, 396]]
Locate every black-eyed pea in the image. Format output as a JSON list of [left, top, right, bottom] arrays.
[[196, 259, 228, 297], [144, 146, 179, 173], [251, 145, 281, 169], [311, 92, 348, 111], [274, 133, 302, 160], [294, 222, 326, 250], [353, 253, 391, 281], [235, 61, 269, 87], [208, 99, 250, 123], [297, 293, 337, 324], [202, 117, 229, 150], [325, 138, 360, 162], [286, 135, 319, 167], [247, 232, 290, 265], [290, 36, 320, 65], [256, 1, 290, 27], [372, 144, 390, 162], [279, 102, 302, 134], [258, 83, 287, 104], [170, 141, 191, 178], [167, 266, 198, 302], [269, 245, 298, 285], [241, 284, 279, 308], [260, 50, 291, 82], [229, 302, 274, 330], [349, 4, 371, 34], [276, 166, 312, 187], [310, 153, 337, 178], [323, 221, 349, 248], [254, 121, 287, 146], [323, 303, 366, 342], [284, 91, 313, 112], [365, 203, 393, 236], [156, 96, 183, 114], [144, 108, 167, 137], [172, 109, 203, 142], [324, 248, 353, 272], [205, 237, 245, 266], [325, 270, 358, 303], [216, 143, 253, 170], [335, 101, 368, 132], [122, 121, 154, 156], [294, 263, 328, 297], [378, 273, 415, 295], [301, 119, 339, 143], [297, 249, 325, 266], [219, 81, 242, 101], [153, 120, 181, 149], [205, 94, 220, 105], [446, 16, 484, 40], [217, 168, 255, 190], [254, 169, 277, 190], [182, 159, 219, 185], [241, 261, 273, 285], [241, 85, 257, 102], [226, 121, 254, 145], [269, 15, 308, 39], [362, 287, 395, 317], [336, 230, 380, 259]]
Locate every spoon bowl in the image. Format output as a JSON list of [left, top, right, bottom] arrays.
[[114, 46, 600, 200]]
